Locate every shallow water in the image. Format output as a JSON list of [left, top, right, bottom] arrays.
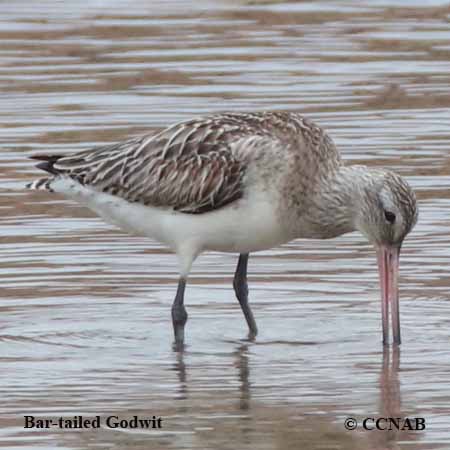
[[1, 1, 450, 449]]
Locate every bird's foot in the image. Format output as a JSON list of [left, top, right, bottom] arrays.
[[245, 328, 257, 342], [172, 338, 185, 353]]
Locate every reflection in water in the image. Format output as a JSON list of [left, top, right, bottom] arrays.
[[235, 343, 251, 411], [171, 343, 251, 408], [379, 346, 401, 419], [172, 350, 188, 400], [371, 347, 423, 450], [376, 347, 402, 449]]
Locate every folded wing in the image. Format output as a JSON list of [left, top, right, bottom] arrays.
[[32, 117, 249, 214]]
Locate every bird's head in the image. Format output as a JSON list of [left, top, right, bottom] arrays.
[[355, 170, 418, 345], [355, 170, 418, 248]]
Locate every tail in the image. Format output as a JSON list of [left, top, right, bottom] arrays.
[[26, 154, 64, 191]]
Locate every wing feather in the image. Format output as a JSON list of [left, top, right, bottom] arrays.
[[45, 120, 247, 214], [30, 112, 337, 213]]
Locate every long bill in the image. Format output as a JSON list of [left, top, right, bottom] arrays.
[[376, 245, 401, 345]]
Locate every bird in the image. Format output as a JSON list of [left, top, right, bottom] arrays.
[[27, 111, 418, 348]]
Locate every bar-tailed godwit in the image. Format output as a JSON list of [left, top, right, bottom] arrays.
[[28, 112, 418, 347]]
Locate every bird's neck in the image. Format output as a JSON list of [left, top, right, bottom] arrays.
[[298, 165, 375, 240]]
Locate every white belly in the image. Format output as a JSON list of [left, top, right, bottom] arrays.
[[51, 178, 289, 256]]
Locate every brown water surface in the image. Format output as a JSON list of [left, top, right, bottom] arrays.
[[1, 1, 450, 449]]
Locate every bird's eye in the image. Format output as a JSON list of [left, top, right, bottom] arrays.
[[384, 211, 396, 224]]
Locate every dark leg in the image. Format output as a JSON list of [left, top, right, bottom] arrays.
[[233, 254, 258, 337], [172, 278, 188, 349]]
